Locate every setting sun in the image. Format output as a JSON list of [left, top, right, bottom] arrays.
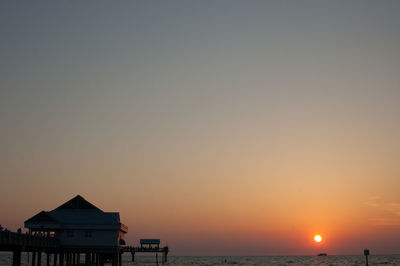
[[314, 235, 322, 243]]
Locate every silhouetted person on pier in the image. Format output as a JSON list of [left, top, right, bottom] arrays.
[[0, 224, 3, 232]]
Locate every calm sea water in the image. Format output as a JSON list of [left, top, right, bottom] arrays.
[[1, 252, 399, 265]]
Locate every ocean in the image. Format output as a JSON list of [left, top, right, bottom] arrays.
[[1, 252, 399, 265]]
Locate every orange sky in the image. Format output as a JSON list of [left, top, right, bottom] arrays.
[[1, 1, 400, 255]]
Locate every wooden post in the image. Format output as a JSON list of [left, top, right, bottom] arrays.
[[84, 253, 90, 266], [364, 249, 370, 266], [72, 253, 75, 266], [37, 251, 42, 266], [66, 253, 71, 266], [164, 246, 169, 262], [47, 253, 51, 266], [53, 253, 58, 266], [32, 252, 37, 266], [12, 249, 21, 266], [99, 254, 104, 266], [60, 252, 64, 266], [112, 253, 118, 266], [119, 252, 122, 266], [76, 253, 80, 265], [131, 251, 135, 262]]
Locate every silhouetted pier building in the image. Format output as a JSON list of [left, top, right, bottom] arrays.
[[2, 195, 128, 266], [1, 195, 169, 265]]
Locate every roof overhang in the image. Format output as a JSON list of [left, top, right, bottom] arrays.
[[24, 223, 61, 230]]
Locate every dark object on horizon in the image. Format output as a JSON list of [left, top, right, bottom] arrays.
[[364, 249, 370, 266], [317, 253, 327, 256]]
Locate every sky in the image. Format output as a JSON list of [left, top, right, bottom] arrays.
[[1, 0, 400, 256]]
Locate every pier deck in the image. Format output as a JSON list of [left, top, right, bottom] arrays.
[[1, 231, 125, 266], [1, 231, 170, 265], [0, 231, 59, 252], [124, 246, 169, 263]]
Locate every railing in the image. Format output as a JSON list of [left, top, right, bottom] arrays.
[[123, 246, 169, 263], [123, 246, 169, 253], [0, 231, 59, 249]]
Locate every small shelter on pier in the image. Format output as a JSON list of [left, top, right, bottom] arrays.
[[140, 239, 160, 249], [125, 239, 169, 263]]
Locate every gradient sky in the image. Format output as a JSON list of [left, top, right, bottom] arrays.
[[1, 1, 400, 255]]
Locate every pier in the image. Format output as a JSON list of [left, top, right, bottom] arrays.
[[1, 196, 170, 266], [1, 231, 170, 266], [0, 230, 59, 266], [124, 239, 169, 263], [1, 230, 125, 266]]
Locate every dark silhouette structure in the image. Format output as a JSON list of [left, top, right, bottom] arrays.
[[364, 249, 370, 266], [0, 195, 169, 265]]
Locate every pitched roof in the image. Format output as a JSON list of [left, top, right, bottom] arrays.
[[25, 211, 58, 224], [25, 195, 123, 228], [48, 210, 120, 225], [53, 195, 101, 211]]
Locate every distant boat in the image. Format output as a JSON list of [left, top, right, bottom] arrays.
[[317, 253, 327, 256]]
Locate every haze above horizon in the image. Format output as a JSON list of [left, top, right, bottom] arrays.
[[1, 0, 400, 256]]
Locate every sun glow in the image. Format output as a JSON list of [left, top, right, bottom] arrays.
[[314, 235, 322, 243]]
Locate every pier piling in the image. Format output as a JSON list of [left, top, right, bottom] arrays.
[[59, 253, 64, 266], [1, 229, 158, 266], [32, 251, 36, 266], [364, 249, 370, 266], [12, 249, 21, 266], [37, 251, 42, 266]]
